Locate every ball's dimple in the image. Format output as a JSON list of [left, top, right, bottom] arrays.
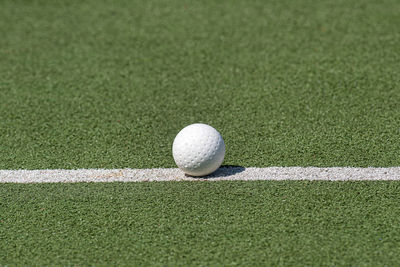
[[172, 123, 225, 176]]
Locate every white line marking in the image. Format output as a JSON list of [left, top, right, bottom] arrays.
[[0, 167, 400, 183]]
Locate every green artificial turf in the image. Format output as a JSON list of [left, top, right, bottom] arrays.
[[1, 181, 400, 266], [0, 0, 399, 169]]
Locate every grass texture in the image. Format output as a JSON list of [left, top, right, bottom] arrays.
[[1, 181, 400, 266], [0, 0, 399, 169]]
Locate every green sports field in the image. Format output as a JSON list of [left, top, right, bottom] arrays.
[[1, 0, 400, 266]]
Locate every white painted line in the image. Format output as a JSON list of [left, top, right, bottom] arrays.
[[0, 167, 400, 183]]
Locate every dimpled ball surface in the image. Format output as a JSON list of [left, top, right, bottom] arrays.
[[172, 123, 225, 176]]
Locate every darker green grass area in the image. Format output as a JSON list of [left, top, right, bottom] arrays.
[[1, 181, 400, 266], [0, 0, 399, 169]]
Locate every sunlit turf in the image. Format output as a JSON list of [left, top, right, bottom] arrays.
[[0, 0, 399, 169], [1, 181, 400, 266]]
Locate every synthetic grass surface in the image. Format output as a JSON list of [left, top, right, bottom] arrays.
[[1, 0, 399, 169], [1, 181, 400, 266]]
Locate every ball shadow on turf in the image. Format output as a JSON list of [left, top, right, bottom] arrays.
[[185, 165, 246, 179]]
